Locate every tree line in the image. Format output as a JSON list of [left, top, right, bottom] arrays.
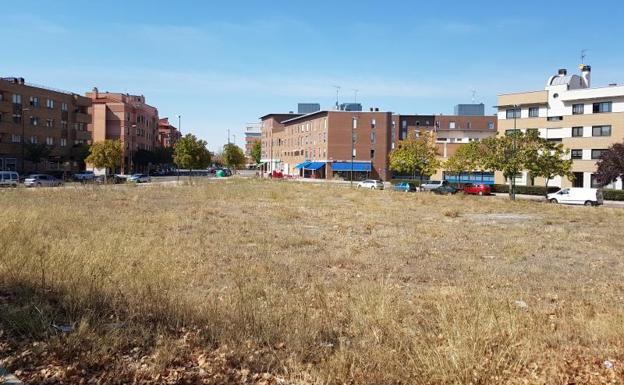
[[389, 130, 576, 200]]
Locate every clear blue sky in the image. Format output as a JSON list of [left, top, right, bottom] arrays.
[[3, 0, 624, 151]]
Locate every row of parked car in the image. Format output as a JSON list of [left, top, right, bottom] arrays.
[[357, 179, 491, 196], [0, 171, 153, 187]]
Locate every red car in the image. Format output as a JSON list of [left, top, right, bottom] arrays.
[[463, 183, 491, 196]]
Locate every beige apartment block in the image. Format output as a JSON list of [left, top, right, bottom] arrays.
[[496, 65, 624, 189]]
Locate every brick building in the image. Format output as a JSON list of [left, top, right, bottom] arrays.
[[157, 117, 181, 148], [0, 77, 91, 174], [85, 88, 159, 173], [260, 109, 497, 181], [244, 122, 261, 159]]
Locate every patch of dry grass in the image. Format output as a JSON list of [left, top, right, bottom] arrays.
[[2, 179, 624, 384]]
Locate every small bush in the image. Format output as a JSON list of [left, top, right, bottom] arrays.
[[490, 184, 559, 196], [443, 209, 460, 218], [603, 189, 624, 201]]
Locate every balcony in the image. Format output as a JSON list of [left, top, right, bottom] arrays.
[[74, 112, 91, 124]]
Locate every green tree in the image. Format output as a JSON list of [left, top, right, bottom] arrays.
[[250, 140, 261, 164], [526, 139, 574, 193], [389, 130, 441, 180], [153, 147, 173, 166], [85, 140, 122, 182], [443, 141, 482, 186], [24, 142, 51, 172], [70, 143, 91, 170], [223, 143, 246, 170], [173, 134, 211, 182], [133, 149, 155, 170]]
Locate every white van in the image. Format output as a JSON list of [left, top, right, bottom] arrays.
[[0, 171, 19, 187], [547, 188, 603, 206]]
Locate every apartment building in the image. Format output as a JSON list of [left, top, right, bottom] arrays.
[[157, 117, 181, 148], [85, 88, 159, 173], [261, 109, 497, 182], [0, 77, 91, 174], [244, 122, 261, 158], [496, 65, 624, 189]]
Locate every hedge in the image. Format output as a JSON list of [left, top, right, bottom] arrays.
[[490, 184, 560, 196], [603, 189, 624, 201]]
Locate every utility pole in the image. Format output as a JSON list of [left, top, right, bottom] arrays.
[[351, 116, 356, 187], [227, 128, 230, 145], [511, 104, 518, 201]]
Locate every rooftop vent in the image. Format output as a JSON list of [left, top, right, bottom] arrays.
[[558, 69, 567, 75]]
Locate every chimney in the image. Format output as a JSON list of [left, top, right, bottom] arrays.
[[92, 87, 99, 98], [580, 64, 591, 88], [369, 107, 374, 112], [374, 107, 379, 112]]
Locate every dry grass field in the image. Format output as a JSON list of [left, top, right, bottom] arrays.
[[2, 178, 624, 384]]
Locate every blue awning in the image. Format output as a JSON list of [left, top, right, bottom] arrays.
[[304, 162, 325, 171], [331, 162, 372, 172], [294, 161, 311, 170]]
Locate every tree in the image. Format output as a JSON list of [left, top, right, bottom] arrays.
[[223, 143, 246, 170], [595, 142, 624, 186], [250, 140, 261, 164], [70, 144, 91, 170], [173, 134, 211, 182], [526, 140, 573, 193], [443, 141, 482, 186], [24, 143, 51, 172], [85, 140, 122, 182], [133, 149, 155, 170], [153, 147, 173, 166], [389, 130, 441, 180]]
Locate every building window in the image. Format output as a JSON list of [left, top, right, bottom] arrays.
[[571, 127, 583, 137], [46, 119, 54, 128], [46, 137, 54, 146], [467, 122, 472, 129], [61, 102, 68, 112], [591, 149, 607, 160], [29, 96, 40, 107], [61, 120, 68, 129], [505, 129, 520, 136], [593, 101, 612, 113], [487, 122, 494, 129], [30, 116, 39, 126], [370, 149, 375, 158], [527, 128, 539, 135], [371, 131, 376, 144], [11, 134, 21, 143], [46, 99, 55, 109], [528, 107, 539, 117], [571, 149, 582, 159], [449, 121, 456, 129], [60, 138, 67, 147], [352, 118, 357, 129], [30, 136, 38, 144], [592, 125, 611, 137], [12, 94, 22, 104], [5, 158, 17, 171], [506, 108, 520, 119], [12, 114, 21, 124], [590, 174, 602, 188], [371, 119, 376, 129], [572, 104, 584, 115], [547, 116, 563, 121]]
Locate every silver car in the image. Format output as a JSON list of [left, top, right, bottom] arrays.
[[357, 179, 384, 190], [127, 173, 151, 183], [24, 174, 64, 187]]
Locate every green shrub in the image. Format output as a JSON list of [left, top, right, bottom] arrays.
[[490, 184, 560, 196], [603, 189, 624, 201]]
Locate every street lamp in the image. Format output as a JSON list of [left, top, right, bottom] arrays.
[[20, 107, 30, 174], [351, 116, 356, 187], [511, 104, 519, 200]]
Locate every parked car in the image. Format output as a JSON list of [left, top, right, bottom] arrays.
[[393, 182, 417, 192], [432, 185, 459, 195], [127, 173, 151, 183], [547, 187, 603, 206], [74, 171, 95, 181], [24, 174, 64, 187], [421, 180, 448, 191], [463, 183, 491, 196], [0, 171, 19, 187], [357, 180, 384, 190]]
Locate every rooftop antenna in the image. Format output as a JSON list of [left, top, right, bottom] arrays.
[[352, 88, 359, 103], [581, 49, 588, 64], [470, 89, 477, 103], [332, 85, 341, 110]]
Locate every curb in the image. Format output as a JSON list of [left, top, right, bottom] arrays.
[[0, 367, 23, 385]]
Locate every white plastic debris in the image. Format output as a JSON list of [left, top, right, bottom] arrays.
[[604, 360, 614, 370], [514, 300, 528, 309]]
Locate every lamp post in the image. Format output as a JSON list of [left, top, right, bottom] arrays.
[[351, 116, 356, 187], [511, 104, 518, 201], [20, 107, 30, 174]]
